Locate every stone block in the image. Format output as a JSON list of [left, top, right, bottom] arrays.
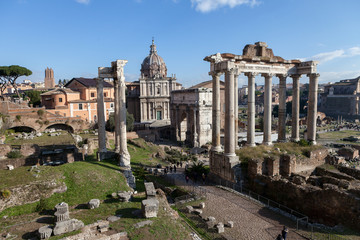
[[216, 222, 224, 233], [207, 216, 216, 229], [226, 221, 234, 228], [193, 209, 203, 215], [134, 220, 153, 229], [88, 199, 100, 209], [107, 215, 121, 222], [53, 219, 84, 235], [141, 199, 159, 218], [6, 165, 14, 170], [186, 205, 193, 213], [38, 225, 53, 239], [144, 182, 156, 199], [117, 191, 132, 202], [199, 202, 205, 209]]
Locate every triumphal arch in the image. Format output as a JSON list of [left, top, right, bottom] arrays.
[[204, 42, 319, 182]]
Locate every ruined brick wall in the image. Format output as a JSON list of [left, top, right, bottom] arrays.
[[209, 151, 238, 183], [336, 165, 360, 180], [249, 175, 360, 230], [295, 149, 328, 172]]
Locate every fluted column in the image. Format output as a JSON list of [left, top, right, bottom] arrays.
[[234, 73, 239, 149], [278, 74, 287, 142], [262, 73, 273, 145], [96, 77, 107, 160], [211, 71, 222, 152], [307, 73, 319, 144], [114, 78, 120, 153], [245, 72, 257, 147], [225, 68, 236, 156], [291, 74, 301, 142]]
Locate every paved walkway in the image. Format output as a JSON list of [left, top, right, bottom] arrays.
[[165, 168, 307, 240]]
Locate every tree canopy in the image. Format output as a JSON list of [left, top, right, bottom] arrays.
[[0, 65, 32, 99]]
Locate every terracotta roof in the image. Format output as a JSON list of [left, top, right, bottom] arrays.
[[65, 78, 113, 88], [40, 88, 78, 96]]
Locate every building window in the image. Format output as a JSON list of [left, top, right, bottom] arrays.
[[110, 103, 114, 108], [79, 103, 83, 110], [104, 92, 107, 97], [156, 111, 162, 120], [59, 98, 63, 102], [91, 92, 95, 97], [157, 86, 161, 95]]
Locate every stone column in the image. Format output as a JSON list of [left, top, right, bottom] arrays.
[[225, 68, 236, 156], [113, 78, 120, 153], [307, 73, 319, 144], [96, 77, 107, 161], [291, 74, 301, 142], [234, 73, 239, 149], [262, 73, 273, 145], [114, 60, 131, 167], [193, 107, 199, 147], [175, 107, 180, 141], [210, 71, 222, 152], [278, 74, 287, 142], [245, 72, 257, 147]]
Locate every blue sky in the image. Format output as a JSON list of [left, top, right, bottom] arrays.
[[1, 0, 360, 88]]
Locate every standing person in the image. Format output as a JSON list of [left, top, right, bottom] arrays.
[[164, 167, 167, 175], [170, 165, 173, 173], [202, 173, 206, 184], [276, 234, 283, 240], [185, 175, 189, 183], [281, 226, 288, 240], [174, 165, 177, 173], [181, 161, 183, 168]]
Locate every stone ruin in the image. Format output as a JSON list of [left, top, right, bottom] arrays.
[[141, 182, 159, 218], [38, 202, 84, 238]]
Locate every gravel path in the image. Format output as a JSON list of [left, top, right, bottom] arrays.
[[166, 169, 307, 240]]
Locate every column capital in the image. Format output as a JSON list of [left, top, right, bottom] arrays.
[[307, 73, 320, 78], [225, 67, 237, 75], [276, 74, 288, 80], [261, 73, 275, 78], [209, 71, 222, 77], [290, 74, 301, 79], [245, 72, 258, 78]]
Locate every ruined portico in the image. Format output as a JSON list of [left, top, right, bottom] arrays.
[[204, 42, 319, 182], [97, 60, 130, 166]]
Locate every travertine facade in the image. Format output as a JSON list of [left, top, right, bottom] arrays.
[[170, 87, 213, 147], [205, 42, 319, 183], [139, 40, 181, 123]]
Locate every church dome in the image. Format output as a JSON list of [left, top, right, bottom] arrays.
[[141, 40, 167, 79]]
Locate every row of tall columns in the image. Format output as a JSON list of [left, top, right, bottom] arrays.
[[96, 78, 107, 160], [211, 69, 320, 152], [234, 74, 239, 149]]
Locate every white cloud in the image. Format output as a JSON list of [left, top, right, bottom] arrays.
[[191, 0, 259, 13], [75, 0, 90, 4], [301, 46, 360, 64]]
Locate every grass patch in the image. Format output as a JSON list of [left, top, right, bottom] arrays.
[[236, 142, 324, 162]]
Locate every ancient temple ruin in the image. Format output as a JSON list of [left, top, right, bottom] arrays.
[[97, 60, 130, 166], [204, 42, 319, 182]]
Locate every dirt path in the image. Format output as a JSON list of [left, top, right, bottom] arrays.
[[166, 169, 307, 240]]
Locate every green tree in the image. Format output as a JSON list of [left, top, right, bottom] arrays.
[[24, 90, 42, 107], [0, 65, 32, 99], [105, 111, 134, 132]]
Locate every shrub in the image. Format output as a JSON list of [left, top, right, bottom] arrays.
[[7, 150, 23, 159], [298, 139, 310, 146], [43, 120, 49, 125], [37, 109, 45, 117], [15, 115, 21, 121], [1, 189, 11, 199]]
